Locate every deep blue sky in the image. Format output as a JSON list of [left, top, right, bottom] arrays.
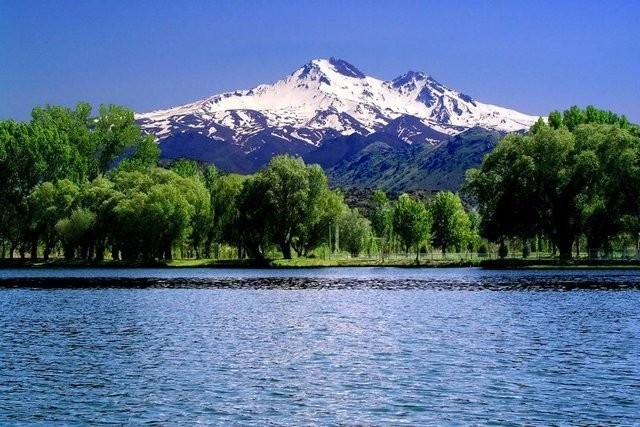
[[2, 0, 639, 121]]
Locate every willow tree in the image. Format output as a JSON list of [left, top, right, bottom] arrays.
[[466, 127, 597, 259], [465, 106, 636, 260], [239, 155, 340, 260]]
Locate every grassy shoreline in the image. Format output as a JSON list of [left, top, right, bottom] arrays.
[[479, 258, 640, 269], [0, 257, 478, 269], [2, 257, 640, 270]]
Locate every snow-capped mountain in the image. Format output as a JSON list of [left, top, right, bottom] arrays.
[[137, 58, 538, 153]]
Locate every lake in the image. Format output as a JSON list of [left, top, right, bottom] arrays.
[[0, 267, 638, 424]]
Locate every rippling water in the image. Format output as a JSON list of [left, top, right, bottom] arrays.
[[0, 268, 639, 425]]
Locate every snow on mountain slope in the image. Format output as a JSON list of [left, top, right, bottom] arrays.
[[137, 58, 538, 150]]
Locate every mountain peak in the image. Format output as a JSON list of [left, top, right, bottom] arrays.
[[326, 57, 366, 78], [297, 58, 366, 80], [138, 58, 539, 156], [404, 70, 429, 79]]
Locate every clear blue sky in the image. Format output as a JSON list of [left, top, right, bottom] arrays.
[[2, 0, 639, 121]]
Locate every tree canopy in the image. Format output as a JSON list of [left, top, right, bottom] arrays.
[[3, 102, 638, 263], [465, 105, 640, 259], [392, 193, 431, 261], [237, 155, 346, 259], [429, 191, 471, 255]]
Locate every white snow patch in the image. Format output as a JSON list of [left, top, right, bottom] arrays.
[[137, 58, 539, 146]]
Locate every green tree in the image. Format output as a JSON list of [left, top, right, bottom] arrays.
[[236, 175, 272, 260], [30, 103, 93, 182], [562, 105, 585, 131], [93, 104, 142, 177], [464, 134, 539, 247], [392, 193, 431, 261], [0, 120, 45, 257], [142, 183, 193, 260], [28, 180, 80, 259], [171, 158, 203, 179], [294, 164, 325, 256], [235, 156, 340, 260], [466, 209, 481, 253], [465, 120, 608, 259], [80, 177, 123, 261], [339, 208, 372, 257], [259, 155, 310, 259], [179, 175, 212, 258], [530, 117, 548, 135], [0, 102, 157, 259], [369, 189, 393, 260], [320, 190, 348, 256], [428, 191, 471, 255], [119, 135, 160, 171], [208, 173, 245, 258], [293, 165, 345, 257], [110, 168, 195, 261], [585, 124, 640, 252], [548, 110, 563, 129], [56, 208, 96, 259]]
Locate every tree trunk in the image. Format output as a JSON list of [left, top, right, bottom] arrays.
[[244, 244, 264, 260], [63, 244, 74, 260], [204, 241, 211, 259], [164, 241, 172, 261], [95, 239, 105, 262], [556, 237, 574, 261], [280, 241, 292, 259], [80, 244, 89, 260], [30, 238, 38, 260]]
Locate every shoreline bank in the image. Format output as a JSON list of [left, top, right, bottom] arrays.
[[2, 258, 640, 270]]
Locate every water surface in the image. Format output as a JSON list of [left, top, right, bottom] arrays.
[[0, 268, 638, 424]]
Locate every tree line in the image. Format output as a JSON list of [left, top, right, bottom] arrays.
[[2, 103, 637, 262], [0, 103, 480, 262]]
